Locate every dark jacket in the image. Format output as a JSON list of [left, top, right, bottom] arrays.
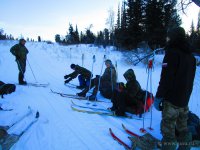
[[156, 40, 196, 107], [100, 65, 117, 90], [10, 44, 29, 60], [68, 65, 91, 80], [123, 69, 144, 105]]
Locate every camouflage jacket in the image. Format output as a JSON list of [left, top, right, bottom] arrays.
[[10, 44, 29, 60]]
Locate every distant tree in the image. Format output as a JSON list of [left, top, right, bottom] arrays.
[[38, 36, 41, 42], [106, 8, 115, 45], [55, 34, 61, 43], [126, 0, 144, 48], [104, 28, 109, 47]]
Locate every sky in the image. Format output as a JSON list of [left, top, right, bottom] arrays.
[[0, 0, 199, 41]]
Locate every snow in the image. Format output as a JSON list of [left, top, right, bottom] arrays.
[[0, 40, 199, 150]]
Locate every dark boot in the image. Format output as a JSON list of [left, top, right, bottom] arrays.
[[76, 85, 85, 89], [88, 94, 96, 101], [77, 87, 89, 97], [18, 72, 27, 85], [114, 109, 125, 116]]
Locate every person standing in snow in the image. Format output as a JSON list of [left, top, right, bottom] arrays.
[[109, 69, 153, 116], [10, 39, 29, 85], [154, 27, 196, 150], [64, 64, 92, 89], [77, 59, 117, 101]]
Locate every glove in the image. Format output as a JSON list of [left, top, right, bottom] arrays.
[[64, 79, 71, 84], [96, 75, 100, 78], [154, 97, 163, 111], [64, 75, 69, 79]]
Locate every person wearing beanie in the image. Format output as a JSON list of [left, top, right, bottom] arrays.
[[109, 69, 153, 116], [77, 59, 117, 101], [64, 64, 92, 89], [10, 38, 29, 85], [154, 27, 196, 150]]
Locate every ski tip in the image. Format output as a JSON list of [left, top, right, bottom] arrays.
[[122, 124, 126, 129], [35, 111, 40, 118]]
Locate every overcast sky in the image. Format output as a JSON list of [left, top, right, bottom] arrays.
[[0, 0, 199, 41]]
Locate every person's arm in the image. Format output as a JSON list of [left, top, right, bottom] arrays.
[[156, 51, 179, 98], [10, 44, 19, 56]]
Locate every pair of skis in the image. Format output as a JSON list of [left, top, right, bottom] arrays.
[[17, 82, 49, 88], [110, 124, 161, 150], [51, 89, 108, 102], [0, 107, 40, 150], [71, 100, 146, 119]]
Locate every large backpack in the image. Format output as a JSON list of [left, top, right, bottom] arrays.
[[0, 81, 16, 98]]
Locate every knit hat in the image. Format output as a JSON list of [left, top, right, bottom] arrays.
[[105, 59, 112, 65], [19, 38, 26, 43], [123, 69, 136, 81], [70, 64, 76, 69], [167, 27, 186, 42]]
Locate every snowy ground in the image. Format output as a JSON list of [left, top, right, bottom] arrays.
[[0, 40, 199, 150]]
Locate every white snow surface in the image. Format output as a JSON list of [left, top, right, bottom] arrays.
[[0, 40, 199, 150]]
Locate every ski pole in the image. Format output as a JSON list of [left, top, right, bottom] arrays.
[[82, 53, 84, 67], [27, 58, 37, 82], [93, 55, 106, 106], [86, 55, 96, 104]]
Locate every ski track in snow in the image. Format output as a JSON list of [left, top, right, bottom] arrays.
[[0, 40, 199, 150]]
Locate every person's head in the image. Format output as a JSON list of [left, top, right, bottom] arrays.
[[166, 26, 186, 43], [123, 69, 136, 82], [105, 59, 112, 68], [19, 38, 26, 45], [70, 64, 76, 70]]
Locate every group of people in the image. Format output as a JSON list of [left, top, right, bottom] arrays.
[[64, 27, 197, 150], [64, 59, 154, 116], [5, 27, 197, 150]]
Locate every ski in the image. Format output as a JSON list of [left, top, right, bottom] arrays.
[[71, 105, 132, 119], [122, 124, 161, 149], [0, 107, 13, 111], [16, 82, 49, 87], [51, 89, 107, 102], [27, 82, 49, 87], [109, 128, 131, 150], [1, 111, 39, 150], [9, 106, 33, 128]]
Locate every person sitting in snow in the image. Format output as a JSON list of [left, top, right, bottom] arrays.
[[77, 59, 117, 101], [64, 64, 92, 89], [109, 69, 154, 116], [10, 38, 29, 85]]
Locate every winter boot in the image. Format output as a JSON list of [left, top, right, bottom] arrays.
[[76, 85, 85, 90], [18, 72, 27, 85], [77, 87, 89, 97], [88, 94, 96, 101], [114, 109, 125, 116]]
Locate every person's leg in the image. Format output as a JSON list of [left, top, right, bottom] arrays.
[[17, 60, 26, 84], [114, 91, 126, 116], [77, 78, 95, 97], [88, 77, 99, 101], [176, 106, 192, 150], [161, 101, 178, 150], [77, 75, 86, 89]]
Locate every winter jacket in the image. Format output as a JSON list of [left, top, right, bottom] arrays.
[[10, 44, 29, 60], [68, 65, 92, 80], [156, 41, 196, 107], [100, 65, 117, 90], [123, 69, 145, 105]]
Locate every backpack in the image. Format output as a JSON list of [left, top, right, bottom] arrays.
[[0, 81, 16, 98], [187, 111, 200, 141]]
